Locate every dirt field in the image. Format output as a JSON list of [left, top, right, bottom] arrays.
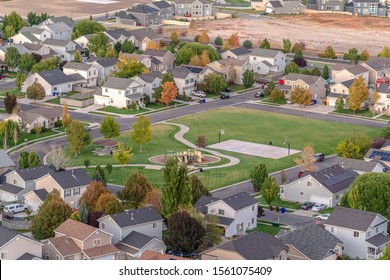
[[0, 0, 148, 19], [187, 14, 390, 54]]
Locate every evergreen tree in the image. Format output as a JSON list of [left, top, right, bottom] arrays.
[[322, 64, 330, 80], [214, 36, 223, 46], [250, 163, 268, 192], [260, 38, 270, 49], [78, 200, 89, 223], [190, 174, 209, 205]]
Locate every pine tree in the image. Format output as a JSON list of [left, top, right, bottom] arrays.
[[322, 64, 330, 80]]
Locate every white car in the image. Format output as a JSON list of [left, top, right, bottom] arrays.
[[311, 203, 326, 212], [3, 203, 28, 214], [315, 214, 330, 220], [191, 91, 206, 98]]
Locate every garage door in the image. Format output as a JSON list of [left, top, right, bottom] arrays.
[[265, 7, 273, 14], [94, 255, 114, 260], [26, 199, 40, 212], [0, 191, 16, 203], [310, 195, 330, 206]]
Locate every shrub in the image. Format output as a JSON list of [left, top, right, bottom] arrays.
[[54, 120, 63, 127], [257, 205, 264, 217]]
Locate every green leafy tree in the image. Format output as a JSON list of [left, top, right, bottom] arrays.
[[200, 73, 227, 95], [360, 49, 369, 61], [4, 47, 21, 70], [27, 12, 49, 26], [260, 176, 280, 207], [242, 69, 255, 88], [114, 41, 122, 54], [26, 82, 45, 102], [380, 243, 390, 260], [282, 38, 292, 53], [250, 163, 268, 192], [259, 38, 270, 49], [70, 211, 81, 221], [93, 165, 108, 186], [65, 120, 91, 156], [322, 64, 330, 80], [112, 56, 148, 78], [378, 46, 390, 58], [311, 67, 321, 76], [4, 92, 17, 114], [18, 53, 36, 73], [79, 181, 110, 212], [71, 20, 105, 40], [131, 115, 152, 152], [243, 40, 253, 49], [0, 120, 19, 149], [121, 39, 135, 53], [27, 152, 41, 167], [381, 126, 390, 139], [321, 45, 337, 59], [15, 72, 26, 91], [106, 163, 113, 176], [74, 50, 82, 63], [176, 42, 220, 65], [88, 32, 110, 57], [291, 87, 311, 107], [120, 173, 152, 208], [344, 48, 359, 64], [214, 36, 223, 46], [31, 189, 72, 240], [190, 174, 209, 205], [100, 115, 120, 139], [335, 95, 345, 112], [264, 81, 275, 97], [348, 76, 369, 114], [269, 88, 285, 103], [84, 159, 90, 168], [31, 57, 60, 73], [284, 61, 299, 75], [113, 143, 133, 168], [19, 151, 30, 169], [335, 133, 372, 160], [2, 11, 24, 39]]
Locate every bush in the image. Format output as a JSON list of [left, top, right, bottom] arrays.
[[257, 205, 264, 217], [54, 120, 63, 127], [269, 205, 273, 211], [30, 127, 49, 134], [143, 94, 150, 104]]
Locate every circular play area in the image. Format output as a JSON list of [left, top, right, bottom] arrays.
[[149, 149, 221, 165]]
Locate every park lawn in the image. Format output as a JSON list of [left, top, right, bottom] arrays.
[[332, 108, 373, 117], [171, 107, 380, 189], [258, 197, 301, 210], [0, 130, 60, 149], [97, 106, 150, 115]]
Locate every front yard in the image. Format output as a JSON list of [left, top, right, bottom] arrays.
[[0, 129, 60, 149], [258, 197, 301, 210], [332, 108, 374, 118], [97, 106, 150, 115], [47, 91, 79, 105], [0, 88, 25, 98], [247, 222, 281, 235]]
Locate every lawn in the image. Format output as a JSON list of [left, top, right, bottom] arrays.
[[97, 106, 150, 115], [248, 222, 281, 235], [261, 98, 287, 105], [0, 109, 5, 113], [332, 108, 374, 118], [145, 101, 182, 110], [0, 88, 25, 98], [89, 111, 121, 118], [258, 197, 301, 210], [171, 107, 380, 189], [47, 92, 79, 105], [228, 84, 247, 92], [0, 130, 60, 149], [378, 115, 390, 121], [319, 207, 334, 214]]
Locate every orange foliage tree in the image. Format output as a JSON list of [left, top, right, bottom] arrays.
[[200, 50, 210, 66], [146, 41, 161, 50], [198, 30, 210, 44], [141, 188, 162, 214], [160, 81, 178, 106], [228, 32, 240, 49], [78, 181, 109, 212], [189, 54, 202, 66]]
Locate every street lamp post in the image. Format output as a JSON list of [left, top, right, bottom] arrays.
[[284, 140, 290, 156], [219, 129, 225, 143]]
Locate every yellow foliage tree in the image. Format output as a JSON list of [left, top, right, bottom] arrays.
[[189, 54, 202, 66], [294, 144, 317, 172], [198, 30, 210, 44], [200, 50, 210, 66], [146, 41, 161, 50], [348, 76, 369, 114], [291, 87, 312, 107]]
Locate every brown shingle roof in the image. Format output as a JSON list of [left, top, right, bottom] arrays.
[[49, 236, 81, 257], [54, 219, 97, 241], [140, 250, 188, 260], [82, 244, 120, 259]]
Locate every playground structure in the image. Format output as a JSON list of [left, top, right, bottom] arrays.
[[165, 149, 203, 163]]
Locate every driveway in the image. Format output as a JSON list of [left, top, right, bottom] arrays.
[[260, 209, 315, 228]]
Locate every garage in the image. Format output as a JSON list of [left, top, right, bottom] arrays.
[[0, 190, 17, 203], [93, 254, 115, 260], [310, 195, 330, 206], [25, 199, 40, 212]]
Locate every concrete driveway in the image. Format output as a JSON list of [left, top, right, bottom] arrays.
[[260, 209, 315, 228]]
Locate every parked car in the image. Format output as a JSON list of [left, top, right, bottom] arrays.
[[3, 203, 28, 214], [313, 153, 325, 162], [0, 75, 6, 80], [191, 90, 206, 98], [259, 11, 269, 16], [287, 100, 294, 104], [311, 203, 326, 212], [315, 214, 330, 220], [301, 201, 315, 210], [220, 92, 231, 99], [298, 170, 304, 177], [255, 91, 264, 98]]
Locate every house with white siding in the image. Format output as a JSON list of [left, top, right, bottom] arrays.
[[249, 48, 286, 74], [169, 67, 196, 95], [42, 39, 77, 61], [9, 27, 50, 44], [86, 57, 118, 84], [207, 58, 250, 85], [63, 62, 99, 88], [0, 150, 15, 176], [221, 47, 252, 61], [133, 71, 163, 98]]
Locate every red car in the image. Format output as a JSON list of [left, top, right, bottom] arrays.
[[0, 75, 6, 80]]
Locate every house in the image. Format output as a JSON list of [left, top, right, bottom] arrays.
[[279, 73, 326, 102], [121, 53, 168, 72], [63, 62, 99, 87], [169, 67, 196, 95], [207, 58, 250, 85], [0, 226, 42, 260], [42, 219, 120, 260], [73, 34, 95, 49], [0, 44, 30, 61], [345, 0, 387, 17], [374, 83, 390, 113], [28, 168, 91, 209], [182, 65, 215, 86], [331, 64, 369, 84], [251, 0, 267, 10], [360, 56, 390, 88], [194, 192, 258, 237], [279, 224, 343, 260], [86, 57, 118, 84], [133, 71, 163, 98], [221, 47, 252, 61], [364, 142, 390, 168], [0, 150, 15, 175], [280, 164, 358, 207], [121, 5, 161, 27], [115, 231, 166, 259], [306, 0, 344, 11], [116, 11, 139, 26], [324, 207, 390, 259], [144, 49, 175, 68], [328, 156, 387, 174], [327, 79, 354, 107], [265, 0, 301, 14], [6, 106, 63, 133], [139, 250, 188, 260], [9, 26, 50, 44], [22, 43, 56, 60], [38, 21, 73, 41], [95, 76, 144, 108], [175, 0, 213, 18], [148, 1, 175, 20], [129, 27, 163, 51], [0, 165, 53, 203], [98, 207, 164, 244], [42, 39, 78, 61], [40, 16, 75, 30], [105, 29, 132, 45], [249, 48, 286, 74], [202, 231, 288, 260]]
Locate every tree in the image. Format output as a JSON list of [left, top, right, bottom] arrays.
[[381, 126, 390, 139], [322, 64, 330, 80], [0, 120, 19, 150], [335, 134, 372, 160], [105, 46, 117, 58], [200, 50, 210, 66], [227, 32, 240, 49], [65, 120, 91, 156], [360, 49, 369, 61], [31, 57, 60, 73], [165, 211, 205, 253], [113, 143, 133, 168], [264, 81, 276, 97], [200, 73, 227, 95], [93, 165, 107, 185], [62, 102, 71, 128], [26, 82, 45, 103], [100, 115, 120, 139], [176, 42, 220, 65], [348, 76, 369, 114], [160, 81, 178, 106], [161, 157, 192, 217], [34, 122, 42, 138], [243, 40, 253, 49], [31, 189, 72, 240], [79, 181, 110, 212], [294, 144, 317, 172], [131, 115, 152, 152], [260, 38, 270, 49], [70, 211, 81, 221], [88, 32, 110, 57], [13, 125, 19, 147], [344, 48, 359, 64], [214, 36, 223, 46], [78, 201, 89, 224], [95, 192, 123, 214], [4, 47, 21, 70], [74, 50, 82, 63], [291, 42, 301, 54], [269, 88, 285, 103], [189, 54, 202, 66], [114, 41, 122, 54], [198, 30, 210, 44], [17, 151, 41, 168], [311, 67, 321, 76], [260, 176, 279, 206], [282, 38, 292, 53], [121, 39, 135, 53], [196, 135, 207, 148], [27, 12, 49, 26], [321, 45, 337, 59], [291, 87, 311, 107], [378, 46, 390, 58], [18, 53, 36, 72], [284, 61, 299, 75], [190, 174, 209, 205], [15, 72, 26, 91], [335, 95, 345, 112], [71, 20, 105, 40], [250, 163, 268, 192], [170, 30, 180, 46], [46, 146, 71, 171], [153, 72, 175, 101], [2, 11, 24, 39], [293, 50, 307, 67], [112, 56, 148, 78], [380, 243, 390, 260], [242, 69, 255, 88], [146, 41, 161, 50], [4, 92, 17, 114], [280, 170, 288, 184], [120, 173, 152, 208]]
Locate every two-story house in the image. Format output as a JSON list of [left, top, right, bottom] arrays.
[[360, 56, 390, 88], [307, 0, 344, 12], [280, 164, 358, 208], [345, 0, 387, 17], [207, 58, 250, 85], [128, 27, 163, 51], [63, 62, 99, 88], [0, 45, 30, 61], [175, 0, 213, 18], [148, 1, 175, 20], [22, 43, 55, 60], [375, 83, 390, 113], [279, 73, 326, 102], [9, 26, 50, 44], [144, 49, 175, 68], [38, 21, 73, 41], [42, 219, 120, 260], [124, 4, 161, 26], [195, 192, 258, 237], [169, 67, 196, 95], [105, 29, 132, 45], [0, 150, 15, 175], [182, 65, 214, 87], [325, 207, 390, 259], [133, 71, 163, 98], [265, 0, 301, 14], [86, 57, 118, 85], [249, 48, 286, 75], [95, 76, 144, 108], [121, 53, 168, 72], [221, 47, 252, 61], [40, 16, 75, 30], [42, 39, 77, 61]]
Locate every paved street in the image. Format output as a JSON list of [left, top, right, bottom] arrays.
[[260, 209, 315, 227], [0, 80, 16, 92]]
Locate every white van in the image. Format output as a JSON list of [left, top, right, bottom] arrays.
[[3, 203, 28, 214]]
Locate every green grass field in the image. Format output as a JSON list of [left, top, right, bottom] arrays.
[[332, 108, 373, 118], [0, 88, 25, 98], [0, 130, 60, 149]]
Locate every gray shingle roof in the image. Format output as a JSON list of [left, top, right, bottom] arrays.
[[0, 226, 19, 247], [354, 0, 378, 2], [251, 48, 281, 58], [67, 73, 85, 82], [328, 156, 384, 173], [33, 189, 49, 202], [46, 16, 75, 28], [376, 83, 390, 94], [328, 93, 346, 98], [284, 73, 322, 85], [0, 149, 15, 169], [364, 57, 390, 71], [38, 68, 74, 85], [17, 253, 39, 260], [63, 62, 94, 71], [19, 26, 45, 35], [215, 215, 235, 226], [229, 47, 252, 56], [0, 182, 23, 194], [43, 39, 71, 46], [19, 32, 41, 43], [14, 165, 53, 181], [22, 42, 45, 52], [93, 57, 118, 68], [120, 231, 154, 249], [347, 65, 369, 75], [176, 0, 210, 3], [170, 67, 192, 79], [44, 22, 72, 32], [280, 224, 342, 260], [49, 169, 91, 190], [215, 58, 248, 67], [117, 11, 138, 21], [214, 231, 288, 260], [103, 207, 163, 228], [129, 27, 162, 42], [222, 192, 258, 211], [325, 207, 379, 231], [26, 106, 63, 119], [127, 5, 159, 14], [194, 195, 217, 214], [144, 49, 169, 57], [269, 0, 284, 7], [149, 1, 173, 9], [105, 29, 132, 40], [366, 233, 390, 247], [103, 77, 136, 90], [340, 79, 354, 88], [136, 71, 163, 83]]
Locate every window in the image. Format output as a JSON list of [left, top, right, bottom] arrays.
[[101, 223, 106, 230], [13, 179, 17, 185], [94, 70, 96, 75], [387, 94, 390, 99], [0, 252, 7, 260], [64, 190, 71, 197], [56, 255, 61, 260], [299, 191, 304, 196], [190, 78, 194, 83], [153, 221, 158, 228], [368, 247, 376, 255], [105, 88, 108, 93], [354, 231, 360, 238], [54, 87, 58, 91], [335, 195, 340, 200], [307, 181, 312, 187], [89, 71, 91, 76], [251, 218, 254, 224], [68, 84, 71, 88], [185, 79, 189, 85], [73, 188, 80, 196], [252, 205, 255, 211], [218, 209, 225, 215], [45, 251, 50, 260], [93, 238, 101, 247], [367, 231, 371, 238]]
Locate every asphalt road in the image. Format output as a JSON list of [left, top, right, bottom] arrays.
[[260, 209, 315, 228], [0, 80, 16, 92]]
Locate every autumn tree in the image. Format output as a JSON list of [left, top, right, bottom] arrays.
[[294, 144, 317, 172], [170, 30, 180, 46], [250, 163, 268, 192], [4, 93, 17, 114], [200, 50, 210, 66], [196, 135, 207, 148], [360, 49, 369, 61], [190, 174, 209, 205], [153, 72, 175, 101], [282, 38, 292, 53], [160, 81, 178, 106], [119, 173, 152, 208], [259, 38, 270, 49], [74, 50, 82, 63], [34, 122, 42, 138], [146, 41, 161, 50], [291, 42, 302, 54], [26, 82, 45, 103], [112, 56, 148, 78], [198, 30, 210, 44], [264, 81, 275, 97], [269, 88, 285, 103], [141, 188, 162, 214], [95, 192, 123, 214], [260, 176, 280, 207], [105, 46, 117, 58], [291, 87, 311, 107], [242, 69, 255, 88], [189, 54, 202, 66], [335, 134, 372, 160], [348, 76, 369, 114], [62, 102, 71, 128], [113, 143, 133, 168], [228, 32, 240, 49], [65, 120, 91, 156], [131, 115, 152, 152], [378, 46, 390, 58], [100, 115, 120, 139], [79, 181, 110, 212], [335, 95, 345, 112], [320, 45, 337, 59]]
